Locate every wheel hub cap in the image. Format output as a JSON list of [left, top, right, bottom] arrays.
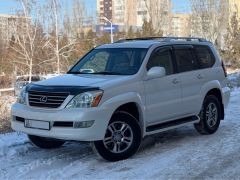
[[112, 132, 123, 142], [103, 121, 133, 154]]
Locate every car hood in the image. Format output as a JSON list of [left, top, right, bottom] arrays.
[[34, 74, 128, 87]]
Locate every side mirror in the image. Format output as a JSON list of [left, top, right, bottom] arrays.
[[147, 67, 166, 80]]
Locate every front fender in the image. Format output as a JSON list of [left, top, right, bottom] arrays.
[[100, 92, 146, 137]]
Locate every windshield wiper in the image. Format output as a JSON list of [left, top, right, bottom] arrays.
[[67, 71, 88, 74], [67, 71, 124, 75], [92, 71, 124, 75]]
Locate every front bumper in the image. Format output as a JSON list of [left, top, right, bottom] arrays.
[[11, 103, 113, 141]]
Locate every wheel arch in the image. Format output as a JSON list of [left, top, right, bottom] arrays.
[[113, 102, 144, 137], [205, 88, 224, 120], [101, 92, 146, 137]]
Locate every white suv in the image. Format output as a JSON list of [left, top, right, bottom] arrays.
[[11, 37, 230, 161]]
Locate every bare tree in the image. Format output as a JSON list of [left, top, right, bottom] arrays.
[[72, 0, 87, 38], [143, 0, 172, 35], [43, 0, 79, 74], [41, 0, 62, 74], [224, 11, 240, 68], [190, 0, 228, 46], [9, 0, 41, 82]]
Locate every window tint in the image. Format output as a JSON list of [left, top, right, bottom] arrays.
[[174, 48, 198, 73], [81, 51, 109, 72], [147, 48, 174, 75], [194, 45, 215, 68], [70, 48, 148, 75]]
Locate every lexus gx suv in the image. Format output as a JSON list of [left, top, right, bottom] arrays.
[[11, 37, 230, 161]]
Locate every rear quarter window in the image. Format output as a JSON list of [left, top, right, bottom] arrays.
[[194, 45, 215, 68]]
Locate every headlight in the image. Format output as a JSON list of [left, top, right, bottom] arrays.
[[17, 87, 27, 104], [66, 90, 103, 108]]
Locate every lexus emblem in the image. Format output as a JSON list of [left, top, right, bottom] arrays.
[[40, 96, 48, 103]]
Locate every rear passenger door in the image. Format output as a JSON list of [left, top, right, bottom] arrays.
[[173, 45, 205, 116]]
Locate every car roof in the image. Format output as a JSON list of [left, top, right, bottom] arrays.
[[96, 37, 213, 49]]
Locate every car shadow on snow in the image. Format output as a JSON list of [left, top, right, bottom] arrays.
[[138, 125, 203, 154], [66, 125, 201, 161], [10, 125, 212, 163], [45, 125, 201, 160]]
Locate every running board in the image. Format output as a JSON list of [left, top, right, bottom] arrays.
[[146, 115, 199, 132]]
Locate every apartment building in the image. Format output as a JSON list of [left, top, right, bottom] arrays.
[[97, 0, 113, 24], [97, 0, 172, 34], [113, 0, 139, 28], [171, 13, 190, 37], [0, 14, 17, 43], [143, 0, 172, 34], [0, 14, 30, 45]]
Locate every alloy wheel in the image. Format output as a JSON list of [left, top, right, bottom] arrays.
[[206, 102, 218, 127], [103, 121, 133, 153]]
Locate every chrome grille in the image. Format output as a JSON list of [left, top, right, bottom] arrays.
[[28, 91, 69, 108]]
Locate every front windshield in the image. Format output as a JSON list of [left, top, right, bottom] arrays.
[[69, 48, 148, 75]]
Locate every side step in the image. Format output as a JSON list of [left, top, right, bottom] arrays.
[[146, 115, 199, 132]]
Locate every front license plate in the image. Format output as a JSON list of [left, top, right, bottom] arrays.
[[24, 119, 50, 130]]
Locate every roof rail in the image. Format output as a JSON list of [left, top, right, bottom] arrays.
[[163, 37, 207, 42], [115, 37, 165, 43], [115, 36, 208, 43]]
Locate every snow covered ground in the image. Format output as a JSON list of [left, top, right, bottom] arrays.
[[228, 71, 240, 88], [0, 90, 239, 179]]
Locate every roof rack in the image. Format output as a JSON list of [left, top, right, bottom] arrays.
[[116, 37, 165, 43], [115, 37, 208, 43], [163, 37, 207, 42]]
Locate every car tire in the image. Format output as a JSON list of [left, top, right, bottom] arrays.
[[194, 95, 221, 135], [28, 135, 65, 149], [93, 111, 142, 161]]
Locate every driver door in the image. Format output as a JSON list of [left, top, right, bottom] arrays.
[[145, 46, 182, 125]]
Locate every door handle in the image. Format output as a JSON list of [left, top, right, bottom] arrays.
[[172, 78, 179, 84], [197, 74, 204, 79]]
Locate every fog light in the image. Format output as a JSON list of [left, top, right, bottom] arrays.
[[73, 120, 95, 128]]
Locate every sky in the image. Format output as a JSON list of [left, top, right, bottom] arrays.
[[172, 0, 191, 12], [0, 0, 190, 15], [0, 0, 96, 14]]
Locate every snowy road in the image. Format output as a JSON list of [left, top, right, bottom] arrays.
[[0, 89, 239, 179]]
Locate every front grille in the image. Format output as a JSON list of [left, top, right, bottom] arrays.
[[28, 91, 69, 108]]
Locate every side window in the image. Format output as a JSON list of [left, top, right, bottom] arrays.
[[147, 48, 174, 75], [194, 45, 215, 68], [174, 47, 198, 73]]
